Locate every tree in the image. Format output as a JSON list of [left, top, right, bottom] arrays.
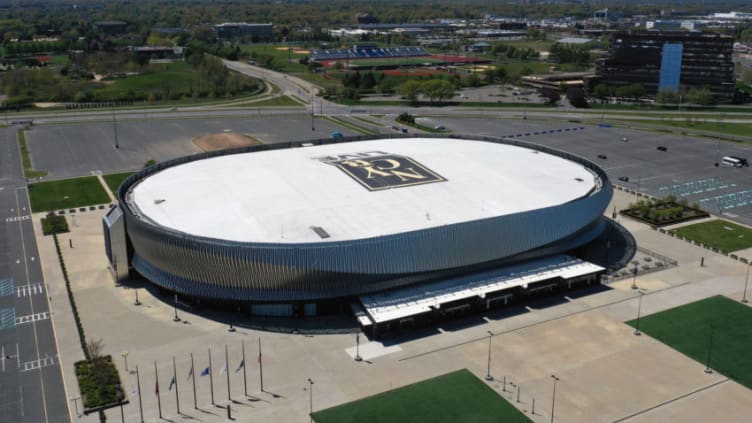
[[361, 72, 377, 90], [539, 87, 560, 105], [566, 86, 588, 108], [593, 84, 611, 103], [655, 89, 679, 105], [396, 79, 422, 102], [420, 79, 455, 103], [685, 86, 715, 106]]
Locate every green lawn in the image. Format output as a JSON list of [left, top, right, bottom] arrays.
[[627, 296, 752, 389], [672, 220, 752, 253], [240, 43, 311, 73], [102, 172, 134, 196], [312, 369, 531, 423], [28, 176, 110, 212], [625, 119, 752, 138]]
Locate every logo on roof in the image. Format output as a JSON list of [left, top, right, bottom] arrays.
[[315, 151, 446, 191]]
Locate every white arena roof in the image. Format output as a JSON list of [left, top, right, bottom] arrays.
[[129, 138, 597, 243]]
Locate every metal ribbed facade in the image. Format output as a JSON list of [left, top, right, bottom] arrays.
[[114, 135, 612, 302]]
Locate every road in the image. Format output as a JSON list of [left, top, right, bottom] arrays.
[[0, 126, 68, 422]]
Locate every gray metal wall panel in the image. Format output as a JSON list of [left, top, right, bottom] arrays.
[[118, 135, 613, 302]]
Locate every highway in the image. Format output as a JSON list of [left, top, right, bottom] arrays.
[[0, 126, 68, 422]]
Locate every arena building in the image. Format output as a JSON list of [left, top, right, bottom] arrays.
[[104, 135, 612, 330]]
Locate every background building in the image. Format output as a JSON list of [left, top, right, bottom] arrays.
[[213, 22, 273, 40], [596, 31, 735, 102]]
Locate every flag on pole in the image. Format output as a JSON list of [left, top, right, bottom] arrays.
[[155, 380, 159, 395], [219, 364, 227, 375], [200, 367, 210, 376], [187, 365, 193, 380], [169, 375, 176, 391], [234, 360, 244, 374]]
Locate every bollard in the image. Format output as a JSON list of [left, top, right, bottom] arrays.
[[701, 257, 705, 267], [69, 239, 73, 248]]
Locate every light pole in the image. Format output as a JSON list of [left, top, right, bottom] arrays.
[[704, 326, 715, 374], [112, 111, 119, 149], [550, 374, 560, 423], [173, 293, 180, 322], [633, 290, 645, 336], [354, 333, 362, 362], [133, 287, 141, 306], [310, 90, 315, 131], [742, 264, 750, 304], [120, 351, 129, 372], [631, 262, 639, 289], [307, 378, 314, 423], [485, 331, 493, 381]]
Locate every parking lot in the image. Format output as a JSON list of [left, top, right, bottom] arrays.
[[24, 114, 365, 179], [432, 116, 752, 226]]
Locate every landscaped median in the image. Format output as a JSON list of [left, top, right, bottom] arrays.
[[75, 355, 127, 414], [620, 195, 709, 227]]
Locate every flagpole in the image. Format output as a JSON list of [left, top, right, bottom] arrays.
[[136, 365, 144, 423], [209, 348, 215, 405], [191, 352, 197, 409], [173, 356, 180, 414], [154, 361, 162, 419], [242, 340, 248, 397], [225, 344, 231, 402]]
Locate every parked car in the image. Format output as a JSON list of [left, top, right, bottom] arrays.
[[621, 137, 629, 142], [657, 146, 667, 151], [618, 176, 630, 182], [597, 154, 607, 159]]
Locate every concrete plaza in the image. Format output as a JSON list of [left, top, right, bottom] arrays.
[[34, 188, 752, 423]]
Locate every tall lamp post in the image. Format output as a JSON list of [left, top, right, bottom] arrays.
[[354, 333, 362, 362], [633, 290, 645, 336], [704, 326, 715, 374], [173, 293, 180, 322], [485, 331, 493, 381], [120, 351, 129, 373], [742, 264, 750, 304], [307, 378, 314, 423], [550, 374, 560, 423], [631, 262, 639, 289], [112, 111, 119, 149]]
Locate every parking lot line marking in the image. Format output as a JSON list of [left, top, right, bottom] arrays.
[[14, 312, 49, 326], [15, 283, 43, 298]]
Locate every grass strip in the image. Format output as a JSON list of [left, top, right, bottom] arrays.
[[322, 116, 377, 135], [18, 129, 47, 178]]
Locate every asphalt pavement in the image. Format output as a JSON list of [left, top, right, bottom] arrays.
[[433, 116, 752, 226], [0, 126, 68, 422]]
